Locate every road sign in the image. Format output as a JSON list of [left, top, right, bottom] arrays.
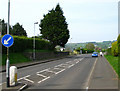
[[2, 34, 14, 47]]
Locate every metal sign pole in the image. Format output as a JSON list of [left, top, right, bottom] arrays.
[[6, 0, 10, 87]]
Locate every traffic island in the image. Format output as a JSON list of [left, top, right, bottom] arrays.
[[1, 82, 28, 91]]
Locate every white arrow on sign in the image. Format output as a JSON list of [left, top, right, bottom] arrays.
[[4, 37, 12, 44]]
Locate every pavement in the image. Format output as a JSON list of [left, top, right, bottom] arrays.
[[0, 54, 119, 91]]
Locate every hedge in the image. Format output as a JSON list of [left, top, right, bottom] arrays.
[[2, 36, 52, 53], [117, 34, 120, 56], [111, 41, 118, 56]]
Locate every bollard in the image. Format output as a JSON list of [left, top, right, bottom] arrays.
[[10, 66, 17, 86]]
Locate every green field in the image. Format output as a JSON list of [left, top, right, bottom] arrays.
[[104, 55, 119, 78]]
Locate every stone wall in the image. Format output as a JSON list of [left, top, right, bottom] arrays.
[[24, 52, 69, 60]]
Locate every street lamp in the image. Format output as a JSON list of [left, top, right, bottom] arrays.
[[6, 0, 10, 87], [33, 22, 38, 60]]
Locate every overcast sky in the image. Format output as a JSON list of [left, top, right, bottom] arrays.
[[0, 0, 119, 43]]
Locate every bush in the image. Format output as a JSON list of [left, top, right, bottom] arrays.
[[106, 48, 112, 55], [2, 36, 52, 53], [111, 41, 118, 56], [117, 34, 120, 56]]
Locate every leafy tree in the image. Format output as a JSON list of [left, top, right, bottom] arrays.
[[1, 19, 12, 35], [111, 41, 118, 56], [12, 23, 27, 36], [39, 4, 70, 48], [85, 43, 95, 51], [117, 34, 120, 56]]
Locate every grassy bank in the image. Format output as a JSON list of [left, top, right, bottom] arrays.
[[2, 53, 31, 66], [104, 55, 119, 78]]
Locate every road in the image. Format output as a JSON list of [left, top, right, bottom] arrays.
[[1, 54, 118, 90]]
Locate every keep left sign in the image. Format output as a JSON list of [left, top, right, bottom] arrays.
[[2, 34, 14, 47]]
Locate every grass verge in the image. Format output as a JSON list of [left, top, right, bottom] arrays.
[[24, 49, 53, 52], [2, 53, 31, 66], [104, 55, 119, 78]]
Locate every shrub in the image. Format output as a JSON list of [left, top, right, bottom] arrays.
[[117, 34, 120, 56], [111, 41, 118, 56], [106, 48, 112, 55], [2, 36, 52, 53]]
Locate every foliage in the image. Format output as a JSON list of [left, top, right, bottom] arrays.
[[75, 47, 94, 54], [12, 23, 27, 36], [117, 34, 120, 56], [40, 4, 70, 48], [106, 48, 112, 55], [2, 36, 52, 53], [0, 19, 27, 36], [111, 41, 118, 56], [85, 43, 95, 51], [1, 19, 12, 35]]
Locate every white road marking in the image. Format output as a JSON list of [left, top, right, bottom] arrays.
[[24, 78, 34, 83], [86, 87, 89, 91], [17, 77, 24, 81], [37, 74, 48, 78], [0, 82, 6, 86], [76, 61, 79, 64], [53, 67, 62, 70], [18, 83, 27, 91], [46, 70, 57, 74], [55, 69, 65, 75], [22, 75, 34, 83], [68, 64, 75, 68], [66, 61, 71, 63], [37, 68, 50, 74], [85, 58, 98, 90], [38, 76, 50, 83]]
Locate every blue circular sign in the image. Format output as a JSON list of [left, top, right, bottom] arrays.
[[1, 34, 14, 47]]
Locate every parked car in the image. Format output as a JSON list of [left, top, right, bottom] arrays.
[[92, 52, 98, 57]]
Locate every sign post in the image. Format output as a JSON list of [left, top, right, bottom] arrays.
[[2, 34, 14, 87]]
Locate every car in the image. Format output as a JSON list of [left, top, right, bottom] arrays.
[[92, 52, 98, 57]]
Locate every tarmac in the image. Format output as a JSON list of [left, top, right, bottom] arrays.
[[0, 55, 69, 91]]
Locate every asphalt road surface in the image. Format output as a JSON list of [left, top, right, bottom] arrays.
[[1, 54, 118, 90]]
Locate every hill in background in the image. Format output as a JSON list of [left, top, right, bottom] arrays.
[[65, 40, 116, 51]]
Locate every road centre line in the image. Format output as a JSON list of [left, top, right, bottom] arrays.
[[85, 58, 98, 90]]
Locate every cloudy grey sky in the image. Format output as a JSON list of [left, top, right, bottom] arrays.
[[0, 0, 119, 43]]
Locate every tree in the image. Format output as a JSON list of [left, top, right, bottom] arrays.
[[1, 19, 12, 35], [39, 4, 70, 49], [111, 41, 118, 56], [85, 43, 95, 51], [117, 34, 120, 56], [12, 23, 27, 36]]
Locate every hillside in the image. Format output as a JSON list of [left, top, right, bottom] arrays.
[[65, 40, 116, 50]]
